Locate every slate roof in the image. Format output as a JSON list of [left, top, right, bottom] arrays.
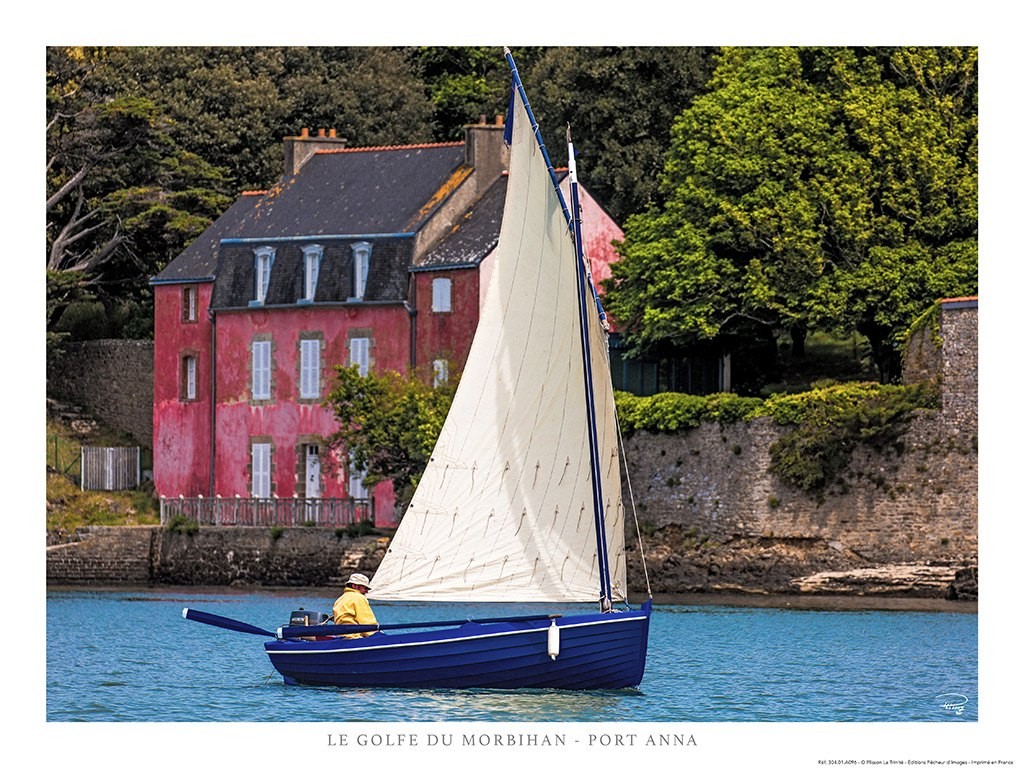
[[414, 174, 508, 270], [414, 170, 570, 271], [239, 143, 468, 239], [151, 193, 264, 283], [152, 142, 470, 286]]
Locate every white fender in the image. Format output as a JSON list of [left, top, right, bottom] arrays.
[[547, 619, 560, 660]]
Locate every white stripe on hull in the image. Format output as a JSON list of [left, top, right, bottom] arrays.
[[266, 614, 646, 656]]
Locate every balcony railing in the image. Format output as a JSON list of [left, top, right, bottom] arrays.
[[160, 496, 374, 528]]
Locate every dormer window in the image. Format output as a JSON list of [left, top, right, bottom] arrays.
[[301, 244, 322, 303], [350, 242, 371, 301], [253, 246, 275, 304]]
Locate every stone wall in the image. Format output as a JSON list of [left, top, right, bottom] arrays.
[[936, 299, 978, 436], [622, 410, 977, 564], [47, 339, 154, 448], [903, 297, 978, 436], [47, 526, 387, 588], [618, 299, 978, 596], [47, 526, 157, 584]]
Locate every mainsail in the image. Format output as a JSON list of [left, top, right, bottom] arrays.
[[369, 80, 626, 603]]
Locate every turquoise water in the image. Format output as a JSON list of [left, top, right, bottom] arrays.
[[46, 589, 977, 722]]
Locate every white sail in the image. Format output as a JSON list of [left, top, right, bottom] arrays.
[[369, 86, 626, 603]]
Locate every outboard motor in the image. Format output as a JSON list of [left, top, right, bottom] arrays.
[[289, 608, 330, 626]]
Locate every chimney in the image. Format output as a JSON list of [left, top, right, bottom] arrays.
[[464, 115, 508, 186], [283, 127, 348, 175]]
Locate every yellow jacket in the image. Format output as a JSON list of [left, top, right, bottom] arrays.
[[332, 587, 378, 638]]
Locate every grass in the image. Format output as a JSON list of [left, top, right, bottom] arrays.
[[46, 415, 159, 532]]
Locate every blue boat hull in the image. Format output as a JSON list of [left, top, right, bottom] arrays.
[[263, 601, 651, 689]]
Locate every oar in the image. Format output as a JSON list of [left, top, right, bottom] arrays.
[[182, 608, 276, 637]]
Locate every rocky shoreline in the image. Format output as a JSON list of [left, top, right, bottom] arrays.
[[46, 525, 977, 610], [627, 525, 977, 604]]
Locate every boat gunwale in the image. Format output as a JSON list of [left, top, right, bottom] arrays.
[[264, 610, 649, 656]]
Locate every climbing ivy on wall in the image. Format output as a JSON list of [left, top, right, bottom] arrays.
[[614, 381, 939, 493], [759, 382, 938, 492]]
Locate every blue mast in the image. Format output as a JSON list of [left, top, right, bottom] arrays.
[[503, 48, 615, 611]]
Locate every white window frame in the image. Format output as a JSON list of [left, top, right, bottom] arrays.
[[301, 244, 322, 303], [184, 355, 197, 400], [432, 277, 452, 313], [348, 455, 369, 500], [349, 336, 370, 377], [252, 339, 272, 401], [432, 358, 449, 388], [182, 285, 198, 322], [304, 444, 321, 500], [299, 338, 321, 399], [252, 442, 271, 498], [351, 241, 371, 301], [254, 246, 275, 304]]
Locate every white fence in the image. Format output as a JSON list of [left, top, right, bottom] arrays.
[[80, 446, 141, 491], [159, 496, 374, 528]]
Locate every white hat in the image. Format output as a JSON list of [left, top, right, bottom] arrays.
[[347, 573, 371, 589]]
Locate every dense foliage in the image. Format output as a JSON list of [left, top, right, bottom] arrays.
[[605, 47, 977, 383], [526, 47, 717, 221], [325, 365, 457, 511], [47, 45, 976, 392], [45, 45, 715, 346]]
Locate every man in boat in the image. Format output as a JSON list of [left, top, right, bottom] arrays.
[[332, 573, 378, 638]]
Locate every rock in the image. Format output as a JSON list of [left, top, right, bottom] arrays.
[[627, 526, 978, 599], [945, 566, 978, 601]]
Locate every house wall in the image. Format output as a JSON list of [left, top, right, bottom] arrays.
[[152, 282, 215, 497], [413, 269, 481, 377], [211, 304, 409, 525], [560, 179, 624, 292]]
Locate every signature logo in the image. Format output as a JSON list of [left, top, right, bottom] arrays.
[[935, 693, 969, 715]]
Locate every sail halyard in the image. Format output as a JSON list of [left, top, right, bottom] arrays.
[[368, 51, 625, 604], [567, 129, 614, 611]]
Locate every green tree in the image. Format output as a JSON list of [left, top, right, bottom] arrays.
[[605, 47, 977, 383], [524, 46, 717, 222], [415, 46, 518, 140], [109, 47, 435, 189], [325, 366, 456, 513], [46, 47, 234, 338]]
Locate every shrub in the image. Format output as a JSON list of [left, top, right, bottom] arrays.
[[166, 514, 199, 535], [614, 391, 761, 434], [761, 382, 938, 492], [53, 301, 110, 341], [343, 519, 376, 538]]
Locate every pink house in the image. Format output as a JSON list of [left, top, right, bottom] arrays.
[[151, 121, 623, 527]]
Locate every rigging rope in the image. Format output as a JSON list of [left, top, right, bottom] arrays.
[[616, 410, 653, 601]]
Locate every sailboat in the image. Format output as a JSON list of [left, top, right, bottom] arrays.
[[184, 49, 652, 690]]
